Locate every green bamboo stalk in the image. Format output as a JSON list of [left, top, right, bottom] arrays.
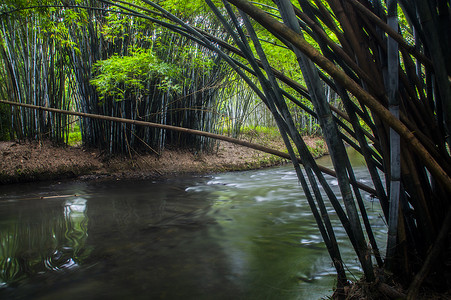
[[385, 0, 401, 270]]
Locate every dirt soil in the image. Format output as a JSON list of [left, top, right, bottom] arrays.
[[0, 136, 325, 184]]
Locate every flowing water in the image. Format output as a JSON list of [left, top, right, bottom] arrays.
[[0, 150, 386, 299]]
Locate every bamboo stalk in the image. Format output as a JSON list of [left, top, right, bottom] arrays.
[[385, 0, 401, 271], [275, 0, 375, 281], [407, 207, 451, 299], [0, 99, 377, 196], [345, 0, 433, 69], [225, 0, 451, 195]]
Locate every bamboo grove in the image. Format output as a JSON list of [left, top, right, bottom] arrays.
[[0, 0, 265, 153], [1, 0, 451, 298]]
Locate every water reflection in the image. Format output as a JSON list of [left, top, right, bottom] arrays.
[[0, 151, 386, 299], [0, 191, 90, 288]]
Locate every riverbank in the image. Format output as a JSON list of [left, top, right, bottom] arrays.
[[0, 133, 327, 184]]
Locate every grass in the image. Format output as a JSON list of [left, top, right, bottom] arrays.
[[230, 124, 328, 159], [307, 139, 327, 158], [237, 125, 282, 146], [240, 125, 280, 137], [66, 123, 82, 146]]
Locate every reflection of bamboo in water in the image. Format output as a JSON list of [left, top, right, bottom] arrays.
[[0, 198, 90, 285], [64, 198, 90, 257], [0, 224, 22, 283]]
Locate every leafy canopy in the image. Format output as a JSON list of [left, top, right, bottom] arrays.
[[90, 47, 182, 101]]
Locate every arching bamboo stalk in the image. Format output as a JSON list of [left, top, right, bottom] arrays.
[[3, 0, 451, 295], [225, 0, 451, 195]]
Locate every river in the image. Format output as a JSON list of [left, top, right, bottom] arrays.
[[0, 150, 386, 299]]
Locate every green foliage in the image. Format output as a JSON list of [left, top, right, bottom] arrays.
[[101, 9, 153, 45], [90, 47, 182, 101], [240, 125, 280, 137], [64, 123, 82, 146], [307, 139, 327, 158], [161, 0, 218, 18], [398, 5, 414, 46]]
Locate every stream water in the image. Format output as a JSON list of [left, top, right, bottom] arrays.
[[0, 151, 386, 299]]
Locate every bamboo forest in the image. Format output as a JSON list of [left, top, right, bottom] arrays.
[[1, 0, 450, 299]]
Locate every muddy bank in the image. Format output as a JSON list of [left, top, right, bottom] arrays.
[[0, 136, 326, 184]]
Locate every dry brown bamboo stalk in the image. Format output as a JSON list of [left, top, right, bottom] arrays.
[[0, 99, 377, 194], [345, 0, 433, 69], [401, 147, 435, 241], [293, 6, 383, 97], [328, 0, 384, 90]]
